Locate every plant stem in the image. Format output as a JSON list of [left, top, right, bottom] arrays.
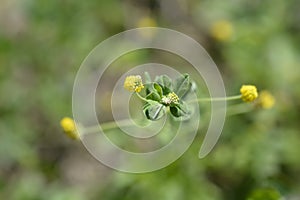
[[226, 103, 254, 116], [136, 92, 149, 102], [80, 92, 151, 135], [82, 119, 134, 134], [188, 94, 242, 103]]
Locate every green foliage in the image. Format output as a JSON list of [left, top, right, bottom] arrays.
[[169, 101, 190, 119], [144, 82, 162, 102], [247, 188, 282, 200], [1, 0, 300, 199], [143, 100, 165, 120], [142, 73, 192, 120], [154, 75, 173, 94], [173, 73, 192, 98]]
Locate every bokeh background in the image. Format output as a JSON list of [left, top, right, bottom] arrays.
[[1, 0, 300, 199]]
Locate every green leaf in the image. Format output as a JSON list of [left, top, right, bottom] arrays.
[[153, 83, 163, 97], [143, 101, 165, 120], [144, 83, 161, 101], [191, 81, 197, 92], [144, 72, 152, 84], [173, 73, 191, 98], [169, 101, 191, 120], [155, 75, 173, 94]]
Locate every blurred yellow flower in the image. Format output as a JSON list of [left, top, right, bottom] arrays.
[[137, 17, 157, 27], [240, 85, 258, 102], [60, 117, 79, 140], [257, 90, 275, 109], [124, 75, 144, 93], [210, 20, 233, 42], [136, 17, 157, 38]]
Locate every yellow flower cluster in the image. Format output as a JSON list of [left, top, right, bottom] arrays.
[[210, 20, 233, 42], [124, 75, 144, 93], [240, 85, 258, 102], [60, 117, 79, 140], [162, 92, 179, 105], [168, 92, 179, 103], [257, 90, 275, 109]]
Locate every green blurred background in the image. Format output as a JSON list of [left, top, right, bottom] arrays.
[[1, 0, 300, 199]]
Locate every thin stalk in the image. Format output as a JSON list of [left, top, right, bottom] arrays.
[[188, 94, 242, 103], [81, 92, 151, 135], [136, 92, 149, 102], [226, 103, 254, 116], [82, 119, 133, 134]]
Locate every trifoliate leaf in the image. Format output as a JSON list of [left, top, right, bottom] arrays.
[[169, 101, 191, 119], [143, 101, 165, 120], [144, 83, 161, 102], [173, 73, 191, 98], [155, 75, 173, 95]]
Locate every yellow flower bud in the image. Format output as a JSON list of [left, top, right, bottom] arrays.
[[60, 117, 79, 140], [124, 75, 144, 93], [240, 85, 258, 102], [257, 90, 275, 109], [210, 20, 233, 42], [137, 17, 157, 27]]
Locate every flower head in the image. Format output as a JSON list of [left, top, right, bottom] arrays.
[[162, 92, 179, 105], [240, 85, 258, 102], [257, 90, 275, 109], [210, 20, 233, 42], [136, 17, 157, 38], [60, 117, 79, 140], [137, 16, 157, 27], [124, 75, 144, 93]]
